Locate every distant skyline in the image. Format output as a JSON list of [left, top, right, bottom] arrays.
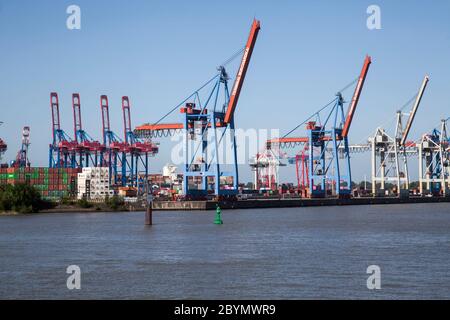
[[1, 0, 450, 182]]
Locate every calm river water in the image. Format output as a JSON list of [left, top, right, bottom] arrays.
[[1, 203, 450, 299]]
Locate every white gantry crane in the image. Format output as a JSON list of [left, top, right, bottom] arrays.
[[418, 118, 450, 196], [11, 126, 31, 168], [250, 148, 286, 191], [369, 75, 429, 197]]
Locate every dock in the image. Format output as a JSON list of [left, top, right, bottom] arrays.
[[152, 196, 450, 211]]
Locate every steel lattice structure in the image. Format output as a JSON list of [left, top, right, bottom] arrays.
[[267, 56, 372, 198], [135, 19, 260, 198], [49, 93, 77, 168], [369, 76, 429, 197], [418, 118, 450, 196], [11, 126, 31, 168]]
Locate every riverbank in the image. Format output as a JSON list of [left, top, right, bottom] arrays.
[[1, 203, 145, 215], [39, 202, 146, 214], [3, 195, 450, 215], [0, 212, 21, 216]]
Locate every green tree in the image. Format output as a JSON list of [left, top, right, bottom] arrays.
[[0, 184, 52, 213], [77, 197, 93, 209], [106, 195, 125, 211]]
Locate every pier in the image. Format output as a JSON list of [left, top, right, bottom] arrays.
[[152, 196, 450, 211]]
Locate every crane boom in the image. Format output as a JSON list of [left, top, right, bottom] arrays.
[[341, 55, 372, 138], [101, 95, 111, 144], [268, 137, 309, 145], [50, 92, 61, 144], [122, 96, 133, 144], [400, 75, 429, 146], [72, 93, 82, 142], [223, 19, 261, 124]]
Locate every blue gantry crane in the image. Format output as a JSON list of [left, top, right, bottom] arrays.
[[268, 56, 372, 198], [135, 19, 261, 199]]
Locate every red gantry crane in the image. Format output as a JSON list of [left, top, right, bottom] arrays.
[[72, 93, 104, 168], [49, 92, 77, 168], [121, 96, 158, 190], [100, 95, 128, 185]]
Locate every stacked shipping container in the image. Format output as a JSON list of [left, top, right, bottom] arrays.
[[0, 167, 81, 201], [149, 174, 183, 187]]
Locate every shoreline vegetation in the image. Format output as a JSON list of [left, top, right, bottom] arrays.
[[0, 184, 53, 214], [0, 184, 132, 215]]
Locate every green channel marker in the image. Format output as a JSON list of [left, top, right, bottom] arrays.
[[214, 204, 223, 225]]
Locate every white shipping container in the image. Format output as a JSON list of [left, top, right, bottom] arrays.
[[77, 167, 112, 200]]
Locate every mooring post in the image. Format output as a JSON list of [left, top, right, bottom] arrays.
[[145, 193, 153, 226]]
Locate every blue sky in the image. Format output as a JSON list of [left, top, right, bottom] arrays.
[[1, 0, 449, 182]]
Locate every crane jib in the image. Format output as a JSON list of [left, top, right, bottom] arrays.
[[231, 47, 249, 97], [400, 75, 429, 146], [347, 80, 363, 121], [224, 19, 260, 124], [341, 55, 372, 138]]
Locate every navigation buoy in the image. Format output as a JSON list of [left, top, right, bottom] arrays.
[[214, 204, 223, 225]]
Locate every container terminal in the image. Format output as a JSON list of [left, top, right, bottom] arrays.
[[1, 19, 450, 211]]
